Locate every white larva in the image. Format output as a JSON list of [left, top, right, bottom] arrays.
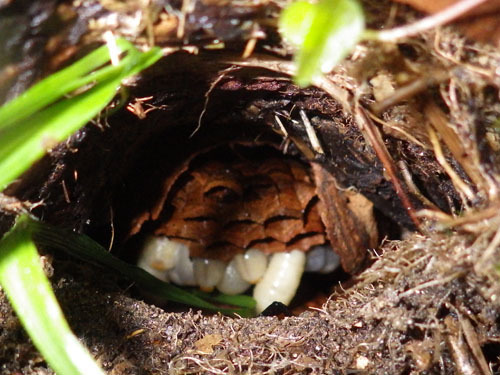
[[193, 258, 226, 292], [167, 243, 197, 286], [233, 248, 268, 284], [216, 258, 252, 295], [137, 237, 341, 311], [137, 236, 182, 281], [305, 245, 340, 274], [253, 250, 306, 313]]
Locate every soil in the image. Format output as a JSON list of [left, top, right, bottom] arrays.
[[1, 0, 500, 374]]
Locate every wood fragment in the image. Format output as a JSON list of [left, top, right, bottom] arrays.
[[445, 315, 485, 375], [460, 315, 492, 375], [299, 110, 324, 155], [354, 106, 422, 230], [311, 163, 377, 272]]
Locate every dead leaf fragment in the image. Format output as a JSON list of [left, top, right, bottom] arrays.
[[194, 334, 223, 354], [311, 163, 378, 273]]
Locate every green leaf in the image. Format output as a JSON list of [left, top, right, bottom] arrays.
[[30, 220, 256, 317], [279, 0, 365, 87], [0, 41, 162, 191], [0, 215, 106, 375]]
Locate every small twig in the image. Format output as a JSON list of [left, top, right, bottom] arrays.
[[427, 125, 475, 202], [299, 110, 324, 155], [242, 27, 266, 59], [274, 115, 288, 137], [61, 180, 71, 204], [374, 0, 489, 42], [108, 205, 115, 252], [355, 106, 421, 230], [370, 70, 449, 115], [242, 38, 258, 59], [398, 160, 439, 210], [191, 66, 240, 138], [367, 111, 426, 149]]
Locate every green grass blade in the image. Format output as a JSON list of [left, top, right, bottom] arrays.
[[0, 215, 106, 375], [0, 77, 121, 190], [0, 44, 162, 191], [0, 39, 136, 128], [122, 47, 164, 77], [189, 289, 257, 309], [0, 40, 165, 375], [30, 220, 256, 317]]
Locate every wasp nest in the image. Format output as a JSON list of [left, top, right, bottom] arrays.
[[130, 143, 378, 312]]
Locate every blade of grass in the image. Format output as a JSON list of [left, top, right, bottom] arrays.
[[189, 289, 256, 309], [0, 44, 162, 190], [0, 39, 137, 129], [0, 41, 164, 375], [0, 215, 106, 375], [0, 77, 121, 189], [30, 220, 256, 317], [0, 47, 151, 158]]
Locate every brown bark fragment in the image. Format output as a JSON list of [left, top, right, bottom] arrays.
[[312, 163, 378, 273]]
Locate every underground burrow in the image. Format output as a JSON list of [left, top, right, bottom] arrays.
[[7, 51, 460, 315], [97, 56, 391, 314], [123, 142, 372, 313]]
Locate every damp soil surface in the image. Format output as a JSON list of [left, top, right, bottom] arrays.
[[2, 0, 500, 374]]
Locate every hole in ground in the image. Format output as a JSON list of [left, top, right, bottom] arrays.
[[115, 139, 386, 313]]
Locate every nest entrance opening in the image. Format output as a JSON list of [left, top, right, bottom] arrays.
[[117, 125, 376, 313], [64, 54, 384, 313]]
